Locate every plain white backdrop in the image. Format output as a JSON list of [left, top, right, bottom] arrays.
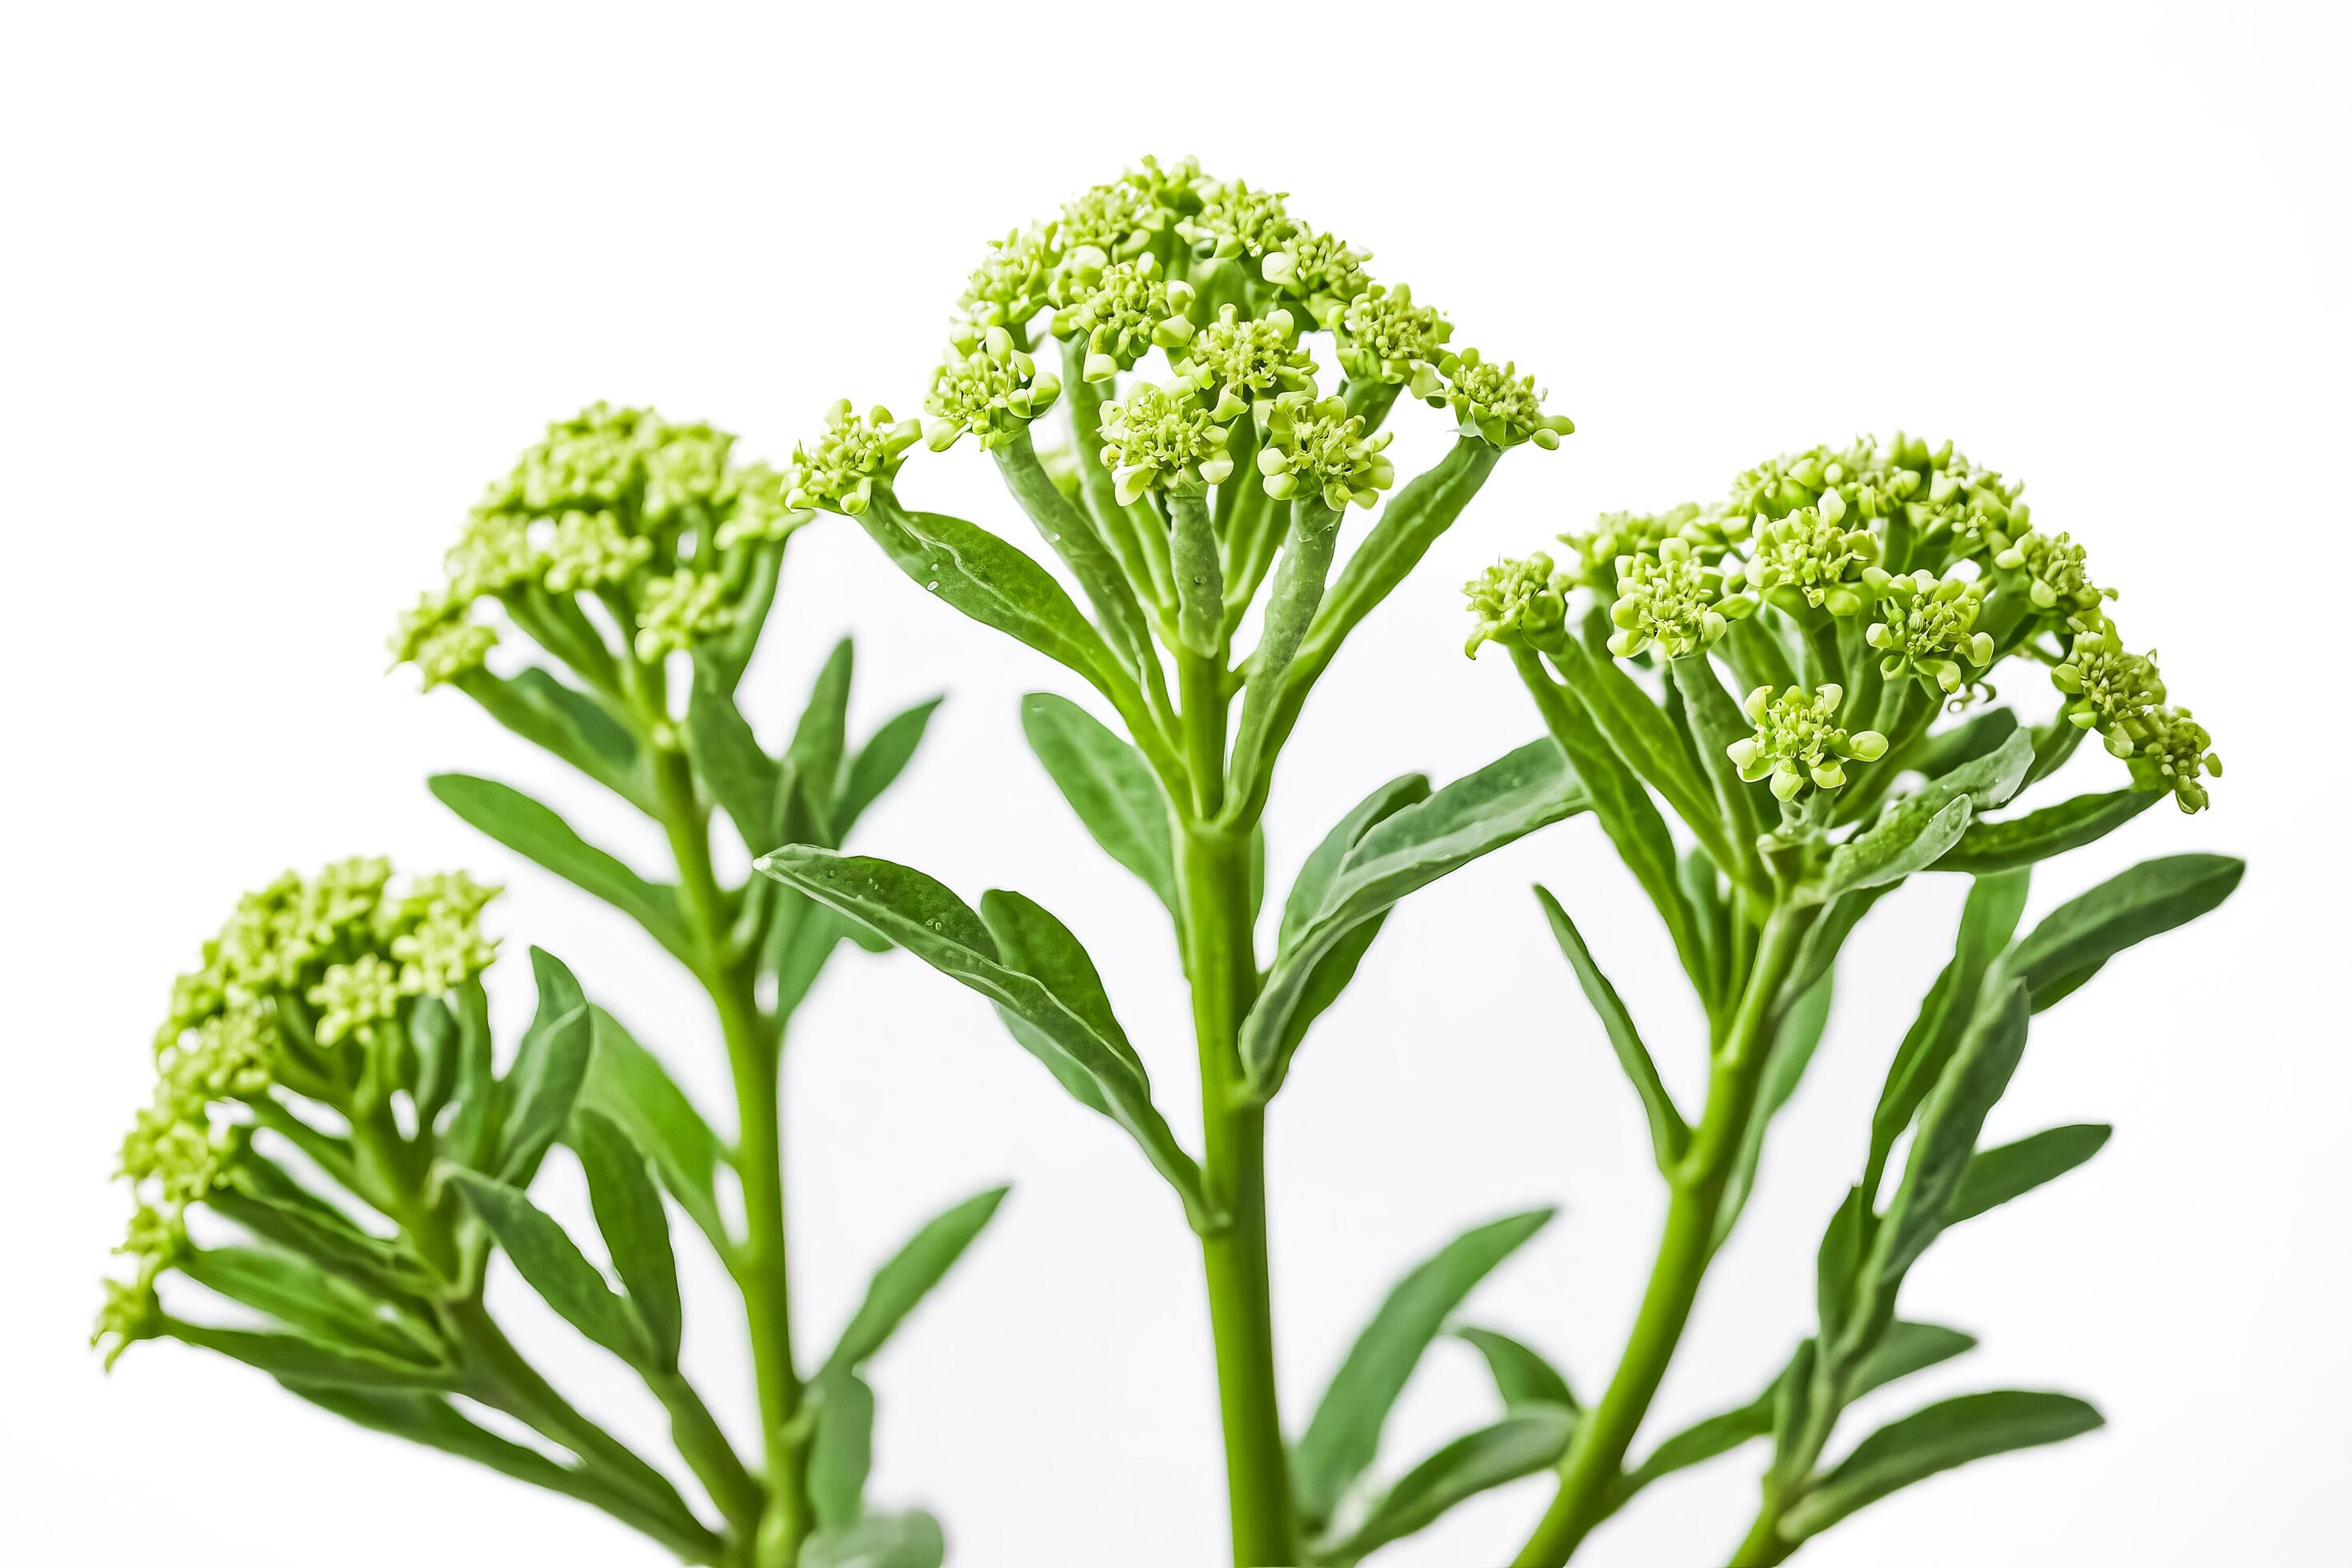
[[4, 2, 2346, 1563]]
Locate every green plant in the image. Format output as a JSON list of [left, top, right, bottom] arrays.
[[750, 159, 1582, 1565], [102, 407, 998, 1568], [1458, 434, 2238, 1565]]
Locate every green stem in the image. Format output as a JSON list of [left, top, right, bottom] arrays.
[[1512, 909, 1806, 1568], [654, 1370, 768, 1543], [651, 746, 808, 1567], [1730, 1500, 1799, 1566]]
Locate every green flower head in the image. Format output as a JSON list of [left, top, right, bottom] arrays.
[[1096, 380, 1234, 506], [1463, 553, 1571, 658], [2051, 622, 2167, 755], [1606, 538, 1753, 660], [1256, 395, 1394, 510], [1430, 349, 1575, 450], [1050, 254, 1198, 383], [1175, 177, 1297, 263], [1863, 570, 1994, 694], [714, 462, 814, 550], [633, 570, 735, 661], [1262, 226, 1373, 326], [542, 508, 654, 594], [2120, 705, 2222, 813], [1737, 487, 1882, 615], [1726, 684, 1889, 802], [1176, 306, 1318, 425], [444, 509, 542, 602], [1058, 170, 1176, 261], [958, 225, 1058, 335], [926, 326, 1066, 453], [781, 400, 922, 517], [1994, 530, 2112, 626], [1336, 283, 1452, 387]]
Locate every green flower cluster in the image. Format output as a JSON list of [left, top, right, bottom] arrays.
[[1256, 396, 1395, 510], [1426, 349, 1577, 450], [1098, 379, 1237, 504], [925, 326, 1066, 454], [781, 401, 923, 517], [1463, 553, 1572, 657], [393, 403, 800, 687], [1606, 538, 1754, 659], [1727, 685, 1890, 802]]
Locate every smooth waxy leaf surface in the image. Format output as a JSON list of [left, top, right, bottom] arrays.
[[447, 1170, 650, 1367], [1020, 691, 1176, 914], [429, 773, 694, 962], [1816, 729, 2034, 902], [1937, 788, 2159, 874], [1779, 1390, 2103, 1540], [2008, 854, 2244, 1009], [1320, 1407, 1578, 1565], [573, 1109, 683, 1371], [1536, 886, 1686, 1172], [577, 1007, 730, 1254], [822, 1186, 1010, 1382], [1947, 1123, 2111, 1225]]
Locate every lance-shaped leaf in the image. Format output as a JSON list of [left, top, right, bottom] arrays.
[[1281, 775, 1433, 953], [821, 1186, 1010, 1382], [573, 1109, 684, 1373], [1935, 789, 2159, 874], [754, 848, 1207, 1223], [1548, 634, 1738, 875], [994, 432, 1158, 678], [1814, 729, 2034, 902], [807, 1366, 877, 1532], [178, 1246, 438, 1363], [801, 1510, 946, 1568], [684, 670, 782, 854], [1293, 1207, 1556, 1525], [1716, 968, 1836, 1248], [2007, 854, 2244, 1010], [782, 638, 858, 845], [578, 1007, 730, 1255], [838, 696, 944, 835], [456, 665, 654, 814], [1318, 1407, 1578, 1566], [1535, 886, 1686, 1173], [1020, 691, 1177, 914], [1910, 706, 2021, 778], [164, 1320, 456, 1390], [1454, 1326, 1576, 1414], [429, 774, 694, 964], [1242, 740, 1586, 1098], [279, 1382, 590, 1498], [1947, 1124, 2110, 1225], [497, 948, 592, 1188], [1778, 1390, 2103, 1542], [446, 1170, 651, 1367]]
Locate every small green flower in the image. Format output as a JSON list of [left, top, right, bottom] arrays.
[[781, 400, 922, 517], [489, 402, 663, 517], [308, 954, 403, 1046], [445, 509, 542, 601], [1606, 538, 1752, 660], [542, 509, 654, 594], [1430, 349, 1575, 450], [714, 462, 814, 549], [1176, 177, 1297, 263], [1262, 226, 1373, 326], [959, 225, 1058, 334], [2051, 622, 2167, 754], [640, 422, 739, 526], [1738, 487, 1881, 616], [1994, 530, 2111, 626], [93, 1271, 164, 1368], [1727, 685, 1889, 802], [1176, 306, 1318, 425], [1864, 570, 1994, 694], [2120, 705, 2221, 812], [391, 594, 497, 688], [1336, 283, 1452, 387], [1096, 380, 1234, 506], [633, 570, 734, 661], [1058, 174, 1174, 261], [1050, 254, 1198, 382], [1463, 553, 1571, 657], [926, 326, 1066, 452], [1256, 395, 1394, 510]]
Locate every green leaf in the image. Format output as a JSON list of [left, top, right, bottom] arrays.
[[838, 697, 943, 835], [1293, 1207, 1556, 1524], [1243, 739, 1586, 1098], [801, 1510, 945, 1568], [205, 1187, 435, 1304], [1534, 886, 1686, 1173], [1020, 691, 1177, 914], [1779, 1390, 2103, 1541], [754, 849, 1206, 1222], [822, 1186, 1010, 1382], [2008, 854, 2244, 1010], [1297, 440, 1501, 686], [1910, 707, 2021, 778], [1716, 967, 1836, 1248], [1817, 729, 2034, 902], [1454, 1326, 1576, 1413], [1850, 1321, 1979, 1398], [277, 1382, 584, 1494], [456, 666, 653, 814], [178, 1246, 437, 1362], [429, 774, 694, 964], [1548, 635, 1736, 874], [578, 1007, 730, 1255], [166, 1320, 456, 1389], [1866, 871, 2031, 1199], [807, 1367, 876, 1532], [1609, 1398, 1771, 1515], [1320, 1408, 1578, 1566], [1935, 789, 2160, 874], [684, 669, 782, 854], [1279, 776, 1429, 954], [1946, 1124, 2110, 1226], [446, 1169, 650, 1367], [573, 1108, 683, 1373], [497, 948, 593, 1188], [782, 638, 858, 844]]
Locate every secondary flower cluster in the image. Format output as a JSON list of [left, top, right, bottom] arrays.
[[1469, 434, 2219, 813], [101, 862, 501, 1358], [392, 403, 802, 686]]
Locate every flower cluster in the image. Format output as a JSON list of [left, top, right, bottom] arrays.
[[1256, 396, 1395, 510], [1463, 554, 1571, 657], [1176, 306, 1318, 424], [1097, 380, 1236, 504], [1863, 570, 1994, 694], [781, 401, 922, 517], [1050, 254, 1197, 383], [926, 326, 1065, 453], [1606, 538, 1753, 659], [394, 403, 796, 687], [1336, 284, 1453, 387], [1427, 350, 1576, 450], [1727, 685, 1890, 802], [1738, 488, 1882, 615]]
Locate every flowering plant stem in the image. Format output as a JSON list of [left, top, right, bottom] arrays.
[[1515, 906, 1806, 1567]]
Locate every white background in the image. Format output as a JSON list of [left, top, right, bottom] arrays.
[[4, 3, 2346, 1564]]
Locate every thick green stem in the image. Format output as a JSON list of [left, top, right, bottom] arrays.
[[1179, 821, 1298, 1567], [1730, 1500, 1799, 1566], [1513, 910, 1806, 1568]]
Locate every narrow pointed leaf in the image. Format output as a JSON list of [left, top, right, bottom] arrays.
[[455, 666, 653, 814], [1935, 789, 2159, 874], [808, 1367, 876, 1532], [573, 1108, 683, 1372], [1020, 691, 1177, 914], [802, 1510, 945, 1568], [165, 1321, 456, 1389], [2008, 854, 2243, 1008], [838, 697, 943, 834], [783, 638, 857, 842], [1278, 774, 1430, 954], [278, 1382, 585, 1494], [498, 948, 592, 1188], [578, 1007, 729, 1254], [447, 1170, 650, 1367], [1608, 1398, 1772, 1515], [1535, 886, 1686, 1171], [822, 1186, 1010, 1381], [1781, 1390, 2102, 1540], [1322, 1408, 1578, 1564], [178, 1246, 436, 1362], [684, 670, 782, 854], [1817, 730, 2033, 902], [429, 774, 694, 963], [1454, 1326, 1576, 1413], [1294, 1207, 1556, 1523], [1946, 1124, 2110, 1225], [1849, 1321, 1979, 1398]]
